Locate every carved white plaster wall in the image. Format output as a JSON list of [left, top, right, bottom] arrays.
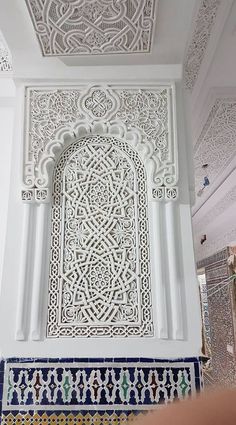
[[25, 0, 157, 56], [194, 98, 236, 196], [184, 0, 221, 90], [195, 227, 236, 262], [15, 83, 189, 343]]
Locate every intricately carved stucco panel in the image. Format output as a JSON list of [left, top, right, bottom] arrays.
[[194, 99, 236, 195], [0, 32, 12, 72], [24, 85, 178, 199], [47, 134, 153, 337], [25, 0, 156, 56], [184, 0, 221, 90]]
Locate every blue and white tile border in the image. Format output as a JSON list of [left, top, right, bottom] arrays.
[[0, 357, 203, 418]]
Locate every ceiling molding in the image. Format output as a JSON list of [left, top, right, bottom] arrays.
[[0, 31, 12, 72], [193, 97, 236, 212], [184, 0, 221, 91], [194, 226, 236, 262], [25, 0, 157, 57], [192, 87, 236, 144], [194, 184, 236, 233]]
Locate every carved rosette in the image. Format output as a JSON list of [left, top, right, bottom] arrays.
[[23, 85, 178, 201], [80, 86, 120, 121]]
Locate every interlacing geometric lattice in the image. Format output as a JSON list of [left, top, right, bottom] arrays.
[[24, 85, 178, 196], [47, 135, 153, 337], [25, 0, 156, 56], [1, 412, 143, 424]]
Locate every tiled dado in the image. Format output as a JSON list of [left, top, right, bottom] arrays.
[[0, 358, 203, 424]]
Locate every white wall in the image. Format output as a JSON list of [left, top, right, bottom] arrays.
[[0, 78, 15, 293]]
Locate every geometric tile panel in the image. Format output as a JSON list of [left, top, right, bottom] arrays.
[[0, 358, 202, 423], [1, 411, 144, 424]]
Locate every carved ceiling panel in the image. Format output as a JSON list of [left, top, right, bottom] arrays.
[[184, 0, 221, 90], [25, 0, 156, 56]]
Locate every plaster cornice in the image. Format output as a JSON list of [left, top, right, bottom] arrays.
[[184, 0, 221, 91], [193, 97, 236, 214]]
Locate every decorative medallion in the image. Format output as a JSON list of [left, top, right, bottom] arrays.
[[80, 86, 120, 121]]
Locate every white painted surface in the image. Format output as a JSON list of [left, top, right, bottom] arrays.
[[0, 78, 15, 294]]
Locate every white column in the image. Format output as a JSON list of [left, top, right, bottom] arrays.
[[165, 201, 184, 340], [150, 201, 168, 338], [15, 203, 32, 340], [30, 202, 47, 340]]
